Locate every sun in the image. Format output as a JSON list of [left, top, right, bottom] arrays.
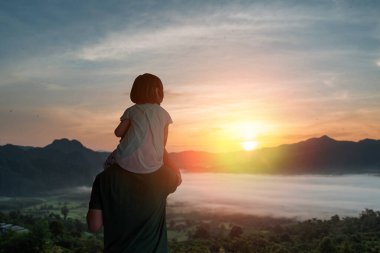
[[241, 141, 258, 151], [220, 121, 268, 152]]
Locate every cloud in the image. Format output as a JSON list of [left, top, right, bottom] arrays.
[[74, 1, 338, 62], [76, 25, 209, 61], [1, 1, 380, 152]]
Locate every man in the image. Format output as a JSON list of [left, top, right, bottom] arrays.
[[87, 164, 181, 252]]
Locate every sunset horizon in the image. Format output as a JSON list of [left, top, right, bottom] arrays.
[[1, 1, 379, 153], [1, 134, 378, 154], [2, 2, 380, 251]]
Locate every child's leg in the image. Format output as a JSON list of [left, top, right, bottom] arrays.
[[104, 150, 117, 170]]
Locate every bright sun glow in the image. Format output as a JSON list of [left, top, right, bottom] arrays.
[[219, 121, 272, 152], [241, 141, 258, 151]]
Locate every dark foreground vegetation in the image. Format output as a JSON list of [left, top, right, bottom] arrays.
[[1, 209, 380, 253]]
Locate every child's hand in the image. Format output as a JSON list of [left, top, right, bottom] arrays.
[[115, 120, 130, 138]]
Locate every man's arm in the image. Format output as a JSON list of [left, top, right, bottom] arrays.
[[87, 175, 103, 233], [87, 209, 103, 233]]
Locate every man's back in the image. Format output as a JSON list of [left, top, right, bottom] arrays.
[[89, 164, 179, 253]]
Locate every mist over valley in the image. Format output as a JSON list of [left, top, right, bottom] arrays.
[[1, 136, 380, 196]]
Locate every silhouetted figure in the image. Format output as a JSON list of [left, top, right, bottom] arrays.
[[87, 74, 181, 252]]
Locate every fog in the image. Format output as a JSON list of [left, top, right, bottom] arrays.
[[167, 173, 380, 220], [77, 173, 380, 220]]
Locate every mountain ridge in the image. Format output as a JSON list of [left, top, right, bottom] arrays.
[[0, 138, 107, 196], [1, 136, 380, 196], [169, 135, 380, 174]]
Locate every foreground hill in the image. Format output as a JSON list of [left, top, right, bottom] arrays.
[[1, 206, 380, 252], [1, 136, 380, 195]]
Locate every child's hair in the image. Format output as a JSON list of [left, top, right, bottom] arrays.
[[130, 73, 164, 104]]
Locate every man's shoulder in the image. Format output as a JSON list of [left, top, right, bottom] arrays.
[[96, 164, 162, 180], [95, 164, 123, 179], [97, 164, 177, 182]]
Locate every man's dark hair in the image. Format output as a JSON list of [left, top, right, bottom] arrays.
[[130, 73, 164, 104]]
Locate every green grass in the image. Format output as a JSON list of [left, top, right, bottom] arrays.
[[0, 193, 89, 220], [168, 230, 188, 242]]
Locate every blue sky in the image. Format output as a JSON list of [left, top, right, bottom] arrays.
[[1, 0, 380, 152]]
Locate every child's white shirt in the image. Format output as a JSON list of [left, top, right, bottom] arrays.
[[115, 103, 172, 174]]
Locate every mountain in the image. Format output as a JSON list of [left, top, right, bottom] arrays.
[[1, 136, 380, 196], [169, 135, 380, 174], [0, 138, 108, 196]]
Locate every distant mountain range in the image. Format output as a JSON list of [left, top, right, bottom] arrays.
[[0, 139, 108, 196], [1, 136, 379, 196], [170, 135, 380, 174]]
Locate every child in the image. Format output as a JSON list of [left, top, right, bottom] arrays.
[[104, 74, 180, 182]]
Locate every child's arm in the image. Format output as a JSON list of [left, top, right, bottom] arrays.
[[114, 119, 130, 138]]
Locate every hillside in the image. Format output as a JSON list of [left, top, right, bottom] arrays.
[[169, 135, 380, 174], [1, 136, 380, 196], [0, 139, 107, 196]]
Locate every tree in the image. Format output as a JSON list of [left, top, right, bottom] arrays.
[[78, 237, 104, 253], [341, 241, 353, 253], [229, 225, 243, 238], [271, 245, 291, 253], [0, 221, 52, 253], [30, 220, 52, 253], [318, 237, 337, 253], [192, 225, 210, 239], [359, 209, 380, 232], [61, 206, 69, 220], [0, 231, 36, 253], [49, 220, 64, 237], [330, 215, 340, 223]]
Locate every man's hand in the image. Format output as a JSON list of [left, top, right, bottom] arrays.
[[87, 209, 103, 233]]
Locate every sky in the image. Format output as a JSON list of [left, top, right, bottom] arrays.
[[1, 0, 380, 152]]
